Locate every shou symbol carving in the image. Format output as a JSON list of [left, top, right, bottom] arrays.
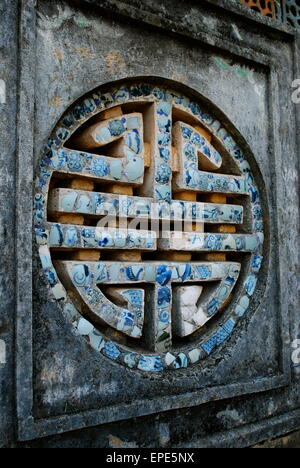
[[34, 81, 264, 372]]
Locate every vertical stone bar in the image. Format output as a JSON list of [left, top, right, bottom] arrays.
[[139, 101, 173, 204], [144, 281, 172, 353], [153, 283, 172, 353]]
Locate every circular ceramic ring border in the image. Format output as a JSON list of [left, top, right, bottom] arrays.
[[34, 81, 265, 373]]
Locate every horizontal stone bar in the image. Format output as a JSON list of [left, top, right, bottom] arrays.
[[158, 232, 264, 252], [48, 188, 244, 224], [45, 145, 145, 185], [46, 223, 157, 250], [56, 260, 240, 285], [56, 260, 241, 341], [174, 171, 248, 195], [72, 112, 143, 150], [151, 284, 172, 353]]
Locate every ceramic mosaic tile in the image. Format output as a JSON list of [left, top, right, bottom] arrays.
[[49, 189, 244, 224], [48, 224, 157, 250], [173, 122, 247, 195]]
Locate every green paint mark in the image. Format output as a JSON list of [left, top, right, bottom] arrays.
[[214, 57, 231, 70], [214, 57, 249, 79], [74, 17, 91, 28], [235, 67, 248, 78]]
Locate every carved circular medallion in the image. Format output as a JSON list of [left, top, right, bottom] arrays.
[[34, 80, 264, 372]]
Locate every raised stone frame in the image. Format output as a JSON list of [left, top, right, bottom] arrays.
[[15, 0, 299, 442]]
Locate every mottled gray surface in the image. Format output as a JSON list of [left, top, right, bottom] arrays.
[[0, 0, 18, 447], [0, 0, 299, 448]]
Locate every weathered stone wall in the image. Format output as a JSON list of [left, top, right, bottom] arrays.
[[0, 0, 18, 447], [0, 0, 299, 448], [253, 429, 300, 448]]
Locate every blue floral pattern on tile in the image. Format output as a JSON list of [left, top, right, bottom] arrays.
[[67, 152, 85, 172], [103, 342, 121, 360], [92, 157, 110, 177], [157, 287, 171, 307], [138, 356, 163, 372], [156, 266, 172, 286], [244, 274, 258, 296], [155, 164, 172, 184], [109, 119, 126, 137]]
